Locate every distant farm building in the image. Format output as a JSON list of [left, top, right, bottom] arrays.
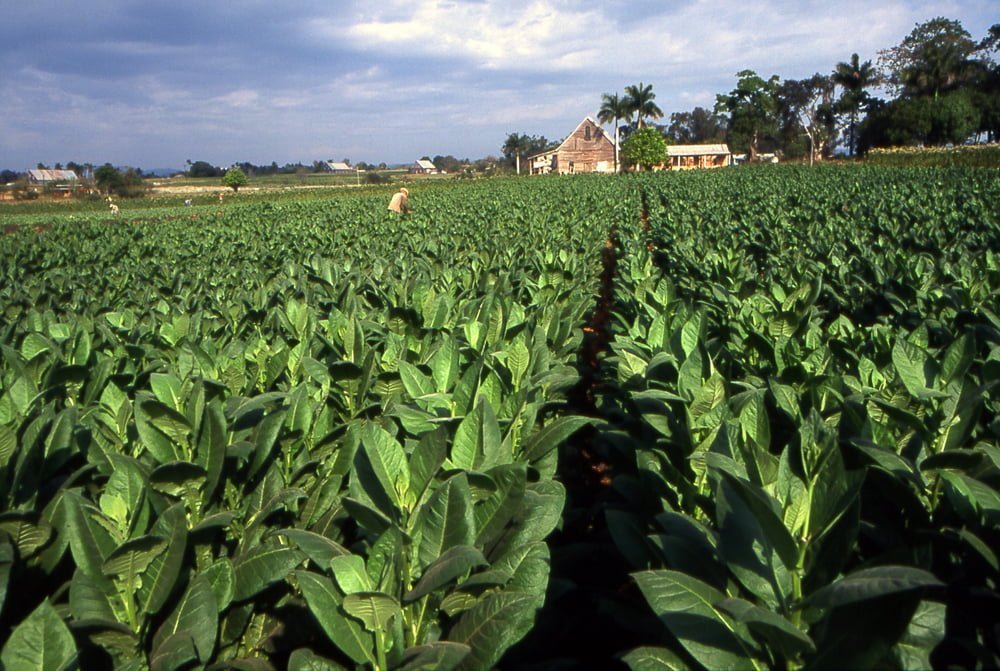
[[26, 169, 82, 195], [324, 161, 354, 174], [664, 145, 732, 170], [529, 117, 617, 175], [411, 159, 439, 174], [28, 169, 80, 187]]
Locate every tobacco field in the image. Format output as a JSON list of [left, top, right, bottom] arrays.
[[0, 166, 998, 670]]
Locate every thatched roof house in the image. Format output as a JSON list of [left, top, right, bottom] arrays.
[[664, 144, 732, 170]]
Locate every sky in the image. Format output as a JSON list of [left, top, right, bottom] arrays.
[[1, 1, 996, 170]]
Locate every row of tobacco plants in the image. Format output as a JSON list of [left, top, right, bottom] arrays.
[[595, 166, 999, 670], [2, 166, 999, 669], [0, 179, 636, 670]]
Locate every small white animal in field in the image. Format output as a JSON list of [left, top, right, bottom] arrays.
[[184, 199, 192, 206], [109, 202, 119, 215]]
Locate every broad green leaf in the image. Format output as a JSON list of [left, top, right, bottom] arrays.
[[716, 597, 815, 657], [329, 554, 373, 595], [296, 571, 374, 665], [0, 513, 53, 559], [892, 339, 933, 398], [342, 591, 402, 632], [0, 599, 78, 671], [397, 642, 471, 671], [153, 574, 217, 663], [803, 566, 943, 609], [288, 647, 348, 671], [232, 545, 304, 602], [633, 570, 763, 671], [450, 591, 541, 671], [622, 646, 690, 671], [715, 477, 794, 609], [279, 529, 350, 568], [451, 398, 502, 471], [406, 545, 487, 602], [102, 536, 167, 597], [894, 600, 946, 670], [418, 473, 475, 568], [138, 503, 188, 615], [523, 415, 594, 463]]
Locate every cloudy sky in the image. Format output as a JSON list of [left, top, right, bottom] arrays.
[[2, 1, 995, 170]]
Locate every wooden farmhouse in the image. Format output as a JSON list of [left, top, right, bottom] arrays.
[[662, 144, 732, 170], [529, 117, 617, 175]]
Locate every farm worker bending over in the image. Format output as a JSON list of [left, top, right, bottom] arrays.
[[388, 187, 411, 214]]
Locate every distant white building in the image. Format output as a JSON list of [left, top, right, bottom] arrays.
[[27, 169, 80, 185], [411, 159, 439, 174], [324, 161, 354, 174]]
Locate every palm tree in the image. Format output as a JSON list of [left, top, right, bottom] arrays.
[[501, 133, 529, 175], [832, 53, 876, 156], [597, 92, 630, 173], [624, 82, 664, 129]]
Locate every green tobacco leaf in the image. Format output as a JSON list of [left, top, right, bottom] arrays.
[[940, 332, 975, 386], [149, 461, 207, 498], [633, 570, 763, 671], [279, 529, 350, 568], [102, 536, 167, 594], [523, 415, 594, 463], [408, 427, 448, 503], [451, 397, 502, 471], [0, 512, 53, 559], [63, 492, 117, 580], [894, 600, 945, 670], [406, 545, 487, 602], [134, 396, 190, 464], [232, 545, 304, 602], [1, 599, 78, 671], [622, 646, 690, 671], [288, 647, 348, 671], [354, 423, 409, 516], [296, 571, 374, 665], [892, 339, 935, 398], [474, 465, 527, 550], [397, 642, 471, 671], [329, 554, 373, 595], [716, 597, 815, 657], [430, 337, 459, 393], [803, 566, 943, 609], [418, 473, 475, 568], [153, 574, 218, 664], [450, 591, 541, 671], [138, 503, 188, 615], [0, 542, 11, 615], [398, 361, 434, 399], [715, 477, 794, 610], [343, 591, 402, 632]]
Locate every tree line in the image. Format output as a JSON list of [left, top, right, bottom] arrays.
[[501, 17, 998, 168], [660, 18, 998, 161]]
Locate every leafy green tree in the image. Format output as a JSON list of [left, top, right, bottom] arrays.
[[223, 167, 248, 192], [621, 126, 667, 170], [188, 160, 222, 178], [716, 70, 781, 160], [878, 17, 980, 99], [860, 90, 980, 149], [501, 133, 552, 174], [624, 82, 664, 129], [598, 92, 630, 172], [778, 75, 837, 163], [665, 107, 727, 144], [94, 163, 124, 194], [832, 53, 878, 156]]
